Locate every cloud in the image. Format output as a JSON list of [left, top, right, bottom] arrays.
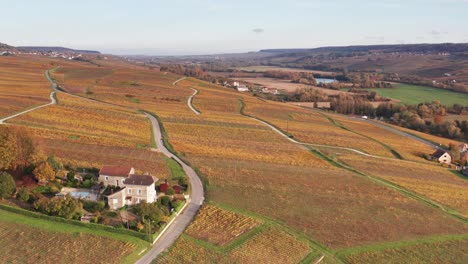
[[430, 30, 448, 36], [252, 28, 264, 33]]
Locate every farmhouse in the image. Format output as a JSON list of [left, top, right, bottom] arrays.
[[237, 84, 249, 92], [430, 149, 452, 165], [99, 166, 158, 210]]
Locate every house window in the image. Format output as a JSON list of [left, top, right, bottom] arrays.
[[105, 176, 108, 181], [122, 180, 125, 185], [112, 199, 118, 204], [128, 189, 132, 194], [138, 189, 142, 195]]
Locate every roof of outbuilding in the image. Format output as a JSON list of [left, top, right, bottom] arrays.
[[431, 149, 449, 158], [124, 174, 157, 186], [99, 166, 133, 177]]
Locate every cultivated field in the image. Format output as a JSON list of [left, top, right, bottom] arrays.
[[235, 77, 344, 94], [185, 205, 261, 246], [0, 209, 148, 264], [324, 113, 436, 161], [35, 56, 468, 261], [232, 65, 336, 75], [0, 55, 52, 117], [342, 236, 468, 264], [230, 228, 311, 264], [7, 85, 169, 177], [339, 154, 468, 217]]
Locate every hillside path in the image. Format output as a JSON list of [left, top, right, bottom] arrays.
[[187, 88, 200, 115], [0, 70, 56, 124]]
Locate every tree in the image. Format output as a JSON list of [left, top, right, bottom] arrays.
[[0, 127, 17, 170], [33, 162, 55, 183], [133, 201, 163, 223], [0, 172, 16, 199], [13, 128, 35, 171], [47, 155, 63, 172], [34, 195, 83, 219]]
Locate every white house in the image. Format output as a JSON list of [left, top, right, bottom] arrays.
[[430, 149, 452, 165], [237, 84, 249, 92], [99, 166, 158, 210]]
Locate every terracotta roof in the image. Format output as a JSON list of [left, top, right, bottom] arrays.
[[124, 174, 157, 186], [431, 149, 448, 159], [99, 166, 133, 177]]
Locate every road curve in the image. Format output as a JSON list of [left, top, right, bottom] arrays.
[[246, 115, 389, 159], [136, 113, 204, 264], [357, 118, 441, 150], [172, 77, 186, 86], [0, 70, 56, 124], [187, 88, 200, 115]]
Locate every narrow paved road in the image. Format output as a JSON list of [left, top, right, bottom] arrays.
[[246, 115, 389, 159], [172, 77, 186, 86], [0, 70, 56, 124], [187, 88, 200, 115], [355, 117, 442, 150], [136, 113, 204, 264]]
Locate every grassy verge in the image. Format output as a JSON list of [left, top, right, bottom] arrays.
[[335, 234, 468, 259], [0, 207, 149, 264]]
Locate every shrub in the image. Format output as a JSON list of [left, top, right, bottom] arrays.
[[159, 196, 171, 207], [0, 172, 16, 199], [165, 187, 175, 195], [83, 200, 105, 213], [17, 188, 30, 202]]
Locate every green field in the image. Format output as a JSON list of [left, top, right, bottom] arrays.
[[364, 83, 468, 106]]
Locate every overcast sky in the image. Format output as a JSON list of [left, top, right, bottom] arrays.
[[1, 0, 467, 55]]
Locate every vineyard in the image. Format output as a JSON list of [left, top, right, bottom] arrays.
[[324, 113, 439, 161], [339, 154, 468, 216], [9, 54, 466, 263], [343, 237, 468, 264], [57, 63, 468, 250], [230, 228, 311, 264], [185, 205, 261, 246], [0, 209, 146, 264], [155, 236, 232, 264], [243, 100, 395, 158], [0, 55, 52, 117]]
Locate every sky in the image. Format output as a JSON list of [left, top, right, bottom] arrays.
[[1, 0, 467, 55]]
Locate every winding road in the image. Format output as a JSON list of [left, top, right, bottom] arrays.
[[136, 113, 204, 264], [355, 117, 441, 150], [0, 70, 57, 124], [187, 88, 200, 115], [172, 77, 186, 86], [245, 115, 390, 159]]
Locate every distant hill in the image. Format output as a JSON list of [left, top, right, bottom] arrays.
[[0, 42, 16, 50], [17, 46, 100, 54], [260, 43, 468, 54]]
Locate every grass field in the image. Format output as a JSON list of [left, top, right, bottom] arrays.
[[0, 209, 149, 264], [362, 83, 468, 105]]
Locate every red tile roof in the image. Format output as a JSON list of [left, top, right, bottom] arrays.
[[99, 166, 133, 177]]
